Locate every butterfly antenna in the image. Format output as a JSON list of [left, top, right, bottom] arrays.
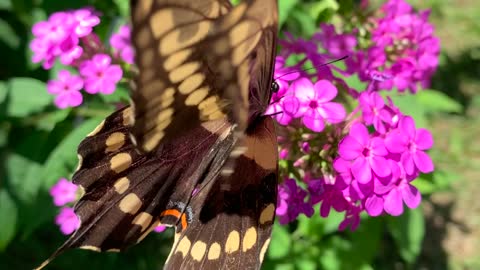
[[273, 55, 349, 81]]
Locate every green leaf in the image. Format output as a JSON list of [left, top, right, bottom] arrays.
[[387, 207, 425, 264], [268, 224, 291, 259], [113, 0, 130, 17], [5, 77, 52, 117], [41, 117, 107, 188], [0, 18, 20, 49], [0, 189, 18, 252], [416, 89, 463, 113], [6, 153, 43, 204], [278, 0, 299, 27], [99, 84, 130, 104]]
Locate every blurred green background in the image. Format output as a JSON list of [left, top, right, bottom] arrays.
[[0, 0, 479, 269]]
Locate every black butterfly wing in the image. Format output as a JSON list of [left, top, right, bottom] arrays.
[[130, 0, 277, 152], [165, 117, 278, 270], [35, 108, 236, 269]]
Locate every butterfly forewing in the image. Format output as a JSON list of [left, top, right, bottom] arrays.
[[130, 0, 277, 152]]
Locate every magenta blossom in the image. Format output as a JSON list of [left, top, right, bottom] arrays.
[[383, 172, 422, 216], [30, 8, 100, 69], [110, 25, 134, 64], [385, 116, 434, 175], [49, 178, 79, 206], [287, 78, 346, 132], [359, 91, 394, 133], [79, 54, 123, 94], [55, 207, 80, 235], [338, 123, 391, 184], [47, 70, 84, 109], [276, 179, 314, 224], [154, 225, 166, 233]]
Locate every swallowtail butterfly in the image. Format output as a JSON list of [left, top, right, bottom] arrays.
[[38, 0, 279, 269]]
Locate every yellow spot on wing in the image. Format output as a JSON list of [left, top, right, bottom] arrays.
[[132, 212, 153, 232], [122, 107, 133, 126], [169, 62, 201, 83], [110, 153, 132, 173], [105, 132, 126, 153], [113, 177, 130, 194], [259, 238, 271, 262], [75, 154, 83, 172], [176, 237, 192, 258], [178, 73, 205, 94], [259, 204, 275, 225], [164, 49, 193, 71], [134, 0, 153, 23], [185, 88, 209, 106], [225, 230, 240, 254], [190, 241, 207, 261], [207, 242, 221, 260], [118, 193, 142, 214], [160, 21, 211, 55], [242, 227, 257, 252], [79, 245, 101, 252]]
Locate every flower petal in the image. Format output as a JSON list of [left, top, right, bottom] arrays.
[[399, 116, 416, 139], [338, 136, 363, 160], [365, 194, 384, 216], [384, 188, 403, 216], [371, 155, 391, 177], [413, 150, 434, 173], [415, 128, 433, 150], [351, 156, 372, 184], [313, 80, 337, 102], [319, 102, 346, 123], [401, 183, 421, 209], [291, 78, 315, 101]]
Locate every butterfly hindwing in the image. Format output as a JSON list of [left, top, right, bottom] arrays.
[[165, 117, 278, 270]]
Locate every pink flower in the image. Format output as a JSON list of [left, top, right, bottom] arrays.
[[338, 123, 391, 184], [385, 116, 434, 175], [30, 8, 100, 69], [55, 207, 80, 235], [154, 225, 166, 233], [49, 178, 78, 206], [110, 25, 134, 64], [79, 54, 122, 94], [359, 91, 395, 133], [288, 78, 346, 132], [47, 70, 84, 109], [276, 179, 314, 224]]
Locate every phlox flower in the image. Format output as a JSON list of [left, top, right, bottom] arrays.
[[385, 115, 434, 175], [47, 70, 84, 109], [110, 25, 134, 64], [276, 179, 314, 224], [359, 91, 395, 133], [55, 207, 80, 235], [286, 78, 346, 132], [338, 123, 391, 184], [49, 178, 79, 206], [79, 54, 123, 94]]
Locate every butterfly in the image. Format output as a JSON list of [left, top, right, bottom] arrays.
[[37, 0, 279, 269]]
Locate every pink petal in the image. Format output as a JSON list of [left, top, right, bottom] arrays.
[[399, 116, 416, 138], [349, 123, 370, 147], [401, 184, 421, 209], [415, 128, 433, 150], [385, 131, 408, 153], [401, 152, 416, 175], [370, 137, 388, 156], [302, 110, 325, 132], [351, 156, 372, 184], [319, 102, 346, 123], [313, 80, 337, 102], [413, 150, 434, 173], [282, 96, 301, 117], [291, 78, 315, 101], [384, 188, 404, 216], [370, 155, 391, 177], [338, 136, 363, 160], [54, 94, 71, 109], [365, 195, 384, 216]]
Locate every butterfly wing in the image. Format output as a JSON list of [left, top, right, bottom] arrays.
[[165, 117, 278, 270], [130, 0, 277, 152]]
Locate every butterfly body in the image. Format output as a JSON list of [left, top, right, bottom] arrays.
[[37, 0, 279, 269]]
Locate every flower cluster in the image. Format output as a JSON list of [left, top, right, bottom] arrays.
[[271, 0, 437, 229], [49, 178, 166, 235], [31, 8, 130, 109]]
